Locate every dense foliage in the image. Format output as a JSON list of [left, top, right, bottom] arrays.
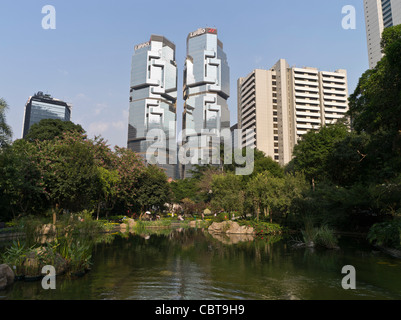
[[0, 127, 172, 222]]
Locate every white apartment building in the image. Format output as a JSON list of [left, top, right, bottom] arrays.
[[364, 0, 401, 69], [237, 59, 349, 166]]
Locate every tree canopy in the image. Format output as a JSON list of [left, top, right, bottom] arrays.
[[0, 98, 12, 149], [24, 118, 85, 142]]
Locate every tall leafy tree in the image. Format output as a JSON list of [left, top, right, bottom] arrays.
[[24, 118, 84, 142], [289, 122, 349, 186], [0, 139, 46, 220], [0, 98, 12, 149], [349, 24, 401, 149], [170, 178, 200, 203], [112, 146, 145, 211], [246, 171, 284, 222], [36, 132, 100, 223], [135, 165, 171, 215], [210, 172, 245, 215]]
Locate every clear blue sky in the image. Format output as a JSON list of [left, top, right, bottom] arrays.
[[0, 0, 368, 148]]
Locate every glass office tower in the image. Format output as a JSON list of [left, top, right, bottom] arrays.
[[22, 91, 72, 138], [182, 28, 230, 178], [127, 35, 178, 179]]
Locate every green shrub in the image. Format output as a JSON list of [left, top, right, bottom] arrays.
[[214, 212, 230, 222], [313, 225, 339, 249], [58, 210, 105, 235], [238, 220, 283, 235], [301, 224, 339, 249], [367, 219, 401, 249]]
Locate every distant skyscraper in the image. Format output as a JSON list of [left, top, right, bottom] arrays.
[[364, 0, 401, 69], [22, 91, 72, 138], [182, 27, 230, 178], [237, 59, 349, 166], [127, 35, 178, 179]]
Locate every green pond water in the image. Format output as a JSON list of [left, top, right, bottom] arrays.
[[1, 228, 401, 300]]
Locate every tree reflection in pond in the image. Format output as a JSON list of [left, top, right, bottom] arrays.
[[2, 229, 401, 300]]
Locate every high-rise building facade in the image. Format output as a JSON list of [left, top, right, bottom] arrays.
[[127, 35, 178, 179], [22, 91, 72, 138], [182, 27, 230, 178], [237, 59, 349, 166], [364, 0, 401, 69]]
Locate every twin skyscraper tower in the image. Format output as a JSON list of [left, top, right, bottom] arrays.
[[127, 28, 231, 180]]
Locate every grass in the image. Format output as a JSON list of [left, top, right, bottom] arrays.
[[302, 225, 339, 249]]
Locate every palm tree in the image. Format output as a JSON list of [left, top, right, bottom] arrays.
[[0, 98, 12, 148]]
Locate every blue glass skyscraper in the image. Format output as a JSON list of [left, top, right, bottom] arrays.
[[22, 91, 72, 138], [181, 28, 230, 178], [128, 35, 178, 179]]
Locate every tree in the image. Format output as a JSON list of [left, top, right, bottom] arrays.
[[36, 132, 100, 224], [0, 139, 46, 220], [210, 172, 245, 215], [289, 122, 349, 187], [95, 166, 120, 220], [112, 146, 145, 212], [136, 165, 171, 215], [0, 98, 12, 149], [180, 198, 196, 216], [170, 178, 200, 203], [225, 148, 284, 180], [24, 119, 85, 142], [246, 171, 284, 222], [349, 24, 401, 148], [325, 132, 371, 186], [251, 149, 284, 179]]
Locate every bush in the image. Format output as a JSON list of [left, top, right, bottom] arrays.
[[367, 219, 401, 249], [58, 210, 105, 235], [238, 220, 284, 235], [214, 212, 230, 222], [313, 225, 339, 249], [301, 224, 339, 249]]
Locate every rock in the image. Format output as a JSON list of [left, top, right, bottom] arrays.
[[208, 221, 254, 235], [119, 219, 136, 233], [127, 218, 136, 230], [0, 264, 15, 290], [23, 247, 68, 277], [120, 223, 127, 232]]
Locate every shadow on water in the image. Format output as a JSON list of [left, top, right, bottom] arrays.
[[1, 228, 401, 300]]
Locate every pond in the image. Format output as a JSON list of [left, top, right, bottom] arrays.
[[1, 228, 401, 300]]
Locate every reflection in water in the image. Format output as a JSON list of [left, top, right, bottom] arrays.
[[2, 229, 401, 300], [209, 232, 254, 244]]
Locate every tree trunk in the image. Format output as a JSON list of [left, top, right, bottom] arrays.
[[256, 202, 260, 222], [52, 204, 58, 225], [312, 178, 315, 192], [96, 201, 101, 221]]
